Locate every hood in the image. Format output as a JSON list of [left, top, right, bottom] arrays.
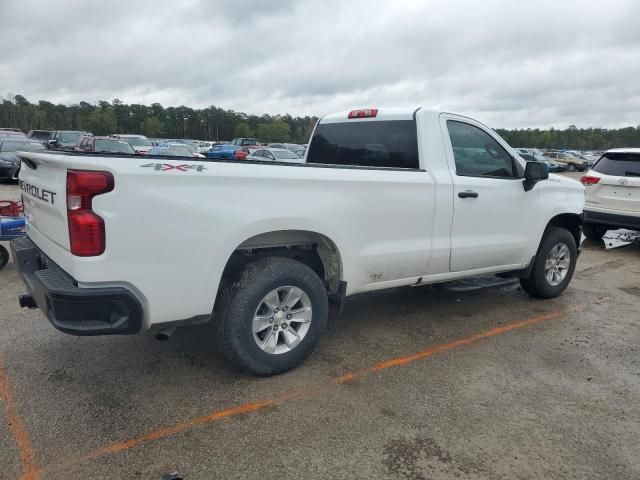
[[548, 172, 584, 190]]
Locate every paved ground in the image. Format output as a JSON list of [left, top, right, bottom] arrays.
[[1, 178, 639, 480]]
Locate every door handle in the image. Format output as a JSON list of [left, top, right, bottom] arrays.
[[458, 190, 479, 198]]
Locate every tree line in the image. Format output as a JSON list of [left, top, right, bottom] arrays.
[[495, 125, 640, 150], [0, 94, 317, 144], [1, 94, 639, 149]]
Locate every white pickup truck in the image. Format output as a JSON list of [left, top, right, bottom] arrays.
[[11, 107, 584, 375]]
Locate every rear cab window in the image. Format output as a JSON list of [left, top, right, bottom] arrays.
[[307, 120, 419, 169], [592, 152, 640, 177]]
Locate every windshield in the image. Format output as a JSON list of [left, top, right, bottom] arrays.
[[121, 136, 152, 147], [95, 140, 135, 154], [273, 150, 301, 160], [60, 132, 85, 143], [0, 141, 46, 152]]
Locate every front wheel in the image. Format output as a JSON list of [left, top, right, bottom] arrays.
[[567, 163, 576, 171], [217, 256, 328, 375], [520, 227, 577, 298]]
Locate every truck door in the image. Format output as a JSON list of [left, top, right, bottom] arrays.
[[440, 115, 539, 272]]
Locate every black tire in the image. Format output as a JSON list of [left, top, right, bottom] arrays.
[[567, 163, 576, 172], [520, 227, 577, 299], [217, 256, 328, 375], [583, 222, 607, 241], [0, 245, 8, 270]]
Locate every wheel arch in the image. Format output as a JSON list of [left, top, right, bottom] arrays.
[[221, 229, 344, 296], [545, 213, 583, 247]]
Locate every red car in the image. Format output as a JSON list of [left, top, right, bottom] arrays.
[[75, 136, 136, 154]]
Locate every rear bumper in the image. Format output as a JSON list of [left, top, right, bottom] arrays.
[[584, 209, 640, 230], [10, 236, 143, 336]]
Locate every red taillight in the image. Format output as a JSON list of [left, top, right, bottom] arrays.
[[348, 108, 378, 119], [580, 175, 601, 186], [67, 170, 114, 256], [233, 150, 248, 160]]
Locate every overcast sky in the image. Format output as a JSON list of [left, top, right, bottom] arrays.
[[1, 0, 639, 128]]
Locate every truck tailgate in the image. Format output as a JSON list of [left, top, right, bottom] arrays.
[[18, 151, 70, 253]]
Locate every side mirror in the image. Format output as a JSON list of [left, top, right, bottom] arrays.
[[48, 139, 58, 146], [523, 161, 549, 192]]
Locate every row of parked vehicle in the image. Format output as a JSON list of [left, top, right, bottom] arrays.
[[0, 126, 609, 183], [515, 148, 601, 172]]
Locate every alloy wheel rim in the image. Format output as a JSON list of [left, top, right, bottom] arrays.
[[545, 243, 571, 286], [252, 286, 312, 354]]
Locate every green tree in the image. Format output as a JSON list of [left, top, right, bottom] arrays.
[[233, 122, 253, 138], [86, 108, 117, 135], [142, 117, 162, 137]]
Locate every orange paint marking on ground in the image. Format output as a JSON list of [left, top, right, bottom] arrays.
[[81, 400, 274, 461], [0, 357, 39, 480], [44, 305, 582, 474], [367, 308, 570, 373]]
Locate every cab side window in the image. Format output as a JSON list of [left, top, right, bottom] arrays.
[[447, 121, 517, 178]]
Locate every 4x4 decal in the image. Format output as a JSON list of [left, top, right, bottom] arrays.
[[141, 163, 207, 172]]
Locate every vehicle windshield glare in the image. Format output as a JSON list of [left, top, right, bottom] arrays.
[[273, 150, 301, 160], [60, 133, 84, 143], [0, 141, 46, 152]]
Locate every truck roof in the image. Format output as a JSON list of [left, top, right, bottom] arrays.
[[320, 107, 421, 124]]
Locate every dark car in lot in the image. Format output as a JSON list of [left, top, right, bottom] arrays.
[[230, 137, 260, 147], [26, 130, 51, 141], [48, 130, 91, 150], [0, 138, 46, 181], [75, 136, 136, 154]]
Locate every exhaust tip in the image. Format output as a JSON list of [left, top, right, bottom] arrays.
[[19, 294, 37, 309]]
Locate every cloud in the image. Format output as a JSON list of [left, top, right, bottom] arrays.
[[0, 0, 639, 127]]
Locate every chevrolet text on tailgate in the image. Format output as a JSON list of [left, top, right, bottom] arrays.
[[12, 107, 585, 375]]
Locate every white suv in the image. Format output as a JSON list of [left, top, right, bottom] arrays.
[[581, 148, 640, 240]]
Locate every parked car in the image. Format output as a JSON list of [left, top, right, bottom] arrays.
[[206, 144, 247, 160], [515, 148, 567, 172], [544, 151, 590, 171], [26, 130, 51, 141], [157, 142, 199, 154], [110, 134, 153, 154], [0, 138, 46, 181], [246, 147, 305, 163], [197, 141, 215, 154], [148, 146, 202, 157], [12, 107, 584, 375], [581, 148, 640, 240], [0, 128, 26, 139], [49, 130, 91, 150], [76, 136, 136, 154], [230, 138, 260, 147]]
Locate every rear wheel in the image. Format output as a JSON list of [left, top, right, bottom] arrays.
[[0, 245, 9, 270], [520, 227, 577, 298], [583, 222, 607, 241], [567, 163, 576, 171], [217, 256, 328, 375]]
